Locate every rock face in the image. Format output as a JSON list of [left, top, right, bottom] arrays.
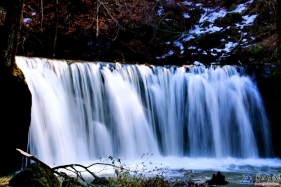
[[9, 163, 60, 187], [257, 76, 281, 157], [0, 68, 31, 176]]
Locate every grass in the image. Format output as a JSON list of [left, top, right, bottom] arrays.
[[0, 175, 12, 186]]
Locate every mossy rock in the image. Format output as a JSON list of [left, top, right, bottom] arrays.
[[59, 172, 84, 187], [9, 163, 60, 187]]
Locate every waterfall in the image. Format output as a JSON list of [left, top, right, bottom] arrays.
[[16, 56, 272, 166]]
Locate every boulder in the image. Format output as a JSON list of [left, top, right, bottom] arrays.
[[206, 171, 228, 186]]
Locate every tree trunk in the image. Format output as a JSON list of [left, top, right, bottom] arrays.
[[0, 0, 31, 176], [276, 0, 281, 76], [40, 0, 43, 29], [53, 0, 58, 57], [0, 0, 24, 69]]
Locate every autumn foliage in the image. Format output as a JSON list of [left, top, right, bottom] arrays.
[[0, 0, 195, 64]]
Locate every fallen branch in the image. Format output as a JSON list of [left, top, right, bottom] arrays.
[[16, 148, 59, 175], [16, 149, 102, 186], [16, 149, 114, 186]]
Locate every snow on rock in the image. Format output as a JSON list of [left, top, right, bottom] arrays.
[[182, 1, 193, 6], [236, 14, 258, 29], [199, 8, 227, 24], [183, 13, 191, 18], [157, 50, 174, 59], [23, 18, 32, 23], [188, 46, 197, 50], [177, 34, 195, 42], [155, 0, 261, 64], [224, 42, 238, 52], [174, 41, 184, 54], [192, 24, 223, 34], [230, 0, 254, 13], [157, 6, 164, 16], [242, 14, 258, 25], [194, 61, 203, 66]]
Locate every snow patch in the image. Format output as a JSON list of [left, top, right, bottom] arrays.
[[23, 18, 32, 23], [190, 24, 223, 35], [231, 0, 254, 13], [224, 42, 238, 52], [199, 9, 226, 24], [194, 61, 203, 66], [211, 48, 222, 53], [157, 6, 164, 16], [188, 46, 196, 50], [174, 41, 184, 54], [236, 14, 258, 29], [178, 34, 195, 42], [183, 13, 190, 18], [199, 0, 254, 24], [156, 0, 257, 61], [243, 14, 258, 25], [182, 1, 193, 6], [156, 50, 174, 59]]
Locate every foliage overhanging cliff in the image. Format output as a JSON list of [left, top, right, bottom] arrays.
[[0, 0, 278, 66]]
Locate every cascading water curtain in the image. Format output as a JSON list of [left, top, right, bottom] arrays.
[[16, 56, 272, 166]]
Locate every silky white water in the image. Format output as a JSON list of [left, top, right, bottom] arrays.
[[16, 56, 280, 173]]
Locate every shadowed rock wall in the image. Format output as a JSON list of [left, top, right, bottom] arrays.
[[0, 68, 31, 176]]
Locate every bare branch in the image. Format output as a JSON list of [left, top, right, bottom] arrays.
[[53, 0, 58, 57], [97, 0, 122, 28], [96, 0, 101, 37], [40, 0, 43, 29], [16, 149, 60, 175]]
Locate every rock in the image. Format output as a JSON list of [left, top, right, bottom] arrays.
[[9, 163, 60, 187], [206, 171, 228, 186], [0, 69, 31, 176]]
